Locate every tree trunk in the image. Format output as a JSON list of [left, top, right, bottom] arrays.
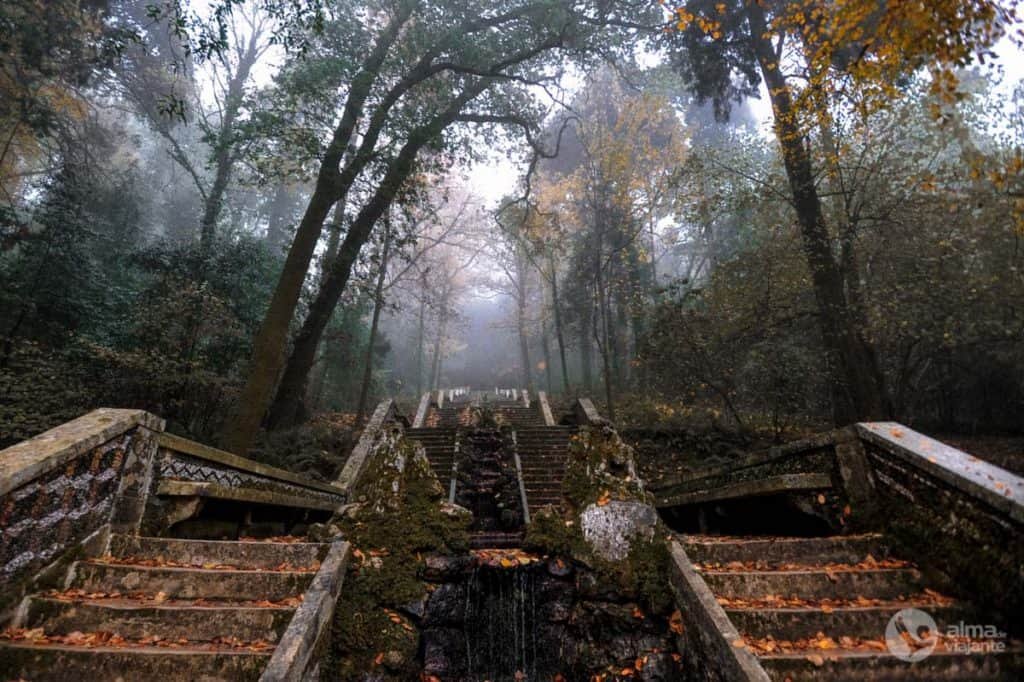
[[218, 7, 415, 454], [415, 272, 427, 396], [745, 2, 888, 425], [540, 314, 553, 393], [219, 184, 340, 453], [516, 253, 533, 392], [198, 39, 260, 257], [264, 85, 486, 431], [549, 254, 570, 392], [355, 218, 391, 423], [264, 183, 296, 252], [430, 309, 446, 390], [579, 297, 593, 392], [594, 235, 616, 421]]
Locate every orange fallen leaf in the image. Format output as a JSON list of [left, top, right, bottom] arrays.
[[669, 610, 685, 635]]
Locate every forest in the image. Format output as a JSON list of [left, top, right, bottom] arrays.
[[2, 0, 1023, 467], [3, 2, 1024, 681]]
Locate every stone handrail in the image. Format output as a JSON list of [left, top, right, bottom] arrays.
[[334, 398, 398, 498], [150, 433, 347, 522], [0, 409, 165, 616], [412, 392, 431, 428], [260, 539, 351, 681], [668, 542, 771, 682], [157, 433, 346, 497], [857, 422, 1024, 522], [646, 428, 862, 517], [573, 397, 603, 425], [510, 431, 530, 525], [855, 421, 1024, 624], [537, 391, 555, 426]]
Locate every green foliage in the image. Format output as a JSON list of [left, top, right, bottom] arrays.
[[642, 76, 1024, 434]]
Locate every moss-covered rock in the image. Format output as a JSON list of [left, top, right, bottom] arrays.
[[328, 427, 470, 680], [525, 422, 673, 622]]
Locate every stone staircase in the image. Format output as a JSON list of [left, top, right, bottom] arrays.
[[680, 532, 1023, 680], [406, 426, 457, 487], [517, 425, 575, 509], [0, 534, 327, 681], [495, 405, 546, 428]]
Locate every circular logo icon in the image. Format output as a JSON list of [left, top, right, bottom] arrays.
[[886, 608, 939, 662]]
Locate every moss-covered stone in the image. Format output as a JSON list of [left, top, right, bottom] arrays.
[[525, 422, 674, 621], [328, 427, 469, 680]]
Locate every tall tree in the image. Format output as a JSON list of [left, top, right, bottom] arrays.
[[222, 0, 658, 452], [665, 0, 1016, 423]]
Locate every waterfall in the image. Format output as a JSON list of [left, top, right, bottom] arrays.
[[461, 563, 547, 681]]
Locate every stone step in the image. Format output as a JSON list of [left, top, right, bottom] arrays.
[[71, 562, 313, 602], [22, 596, 294, 642], [108, 535, 326, 571], [516, 439, 570, 444], [681, 534, 891, 566], [701, 567, 923, 601], [0, 642, 271, 681], [727, 602, 971, 640], [468, 531, 525, 549], [427, 463, 454, 472], [757, 648, 1024, 681]]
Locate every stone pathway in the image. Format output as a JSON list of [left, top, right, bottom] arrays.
[[0, 534, 327, 681], [681, 532, 1023, 680], [410, 399, 577, 551], [516, 425, 574, 509]]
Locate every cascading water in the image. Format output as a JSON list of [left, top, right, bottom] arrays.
[[461, 563, 553, 681], [422, 558, 564, 682]]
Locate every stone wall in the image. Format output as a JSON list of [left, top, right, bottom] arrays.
[[857, 422, 1024, 632], [0, 409, 164, 616]]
